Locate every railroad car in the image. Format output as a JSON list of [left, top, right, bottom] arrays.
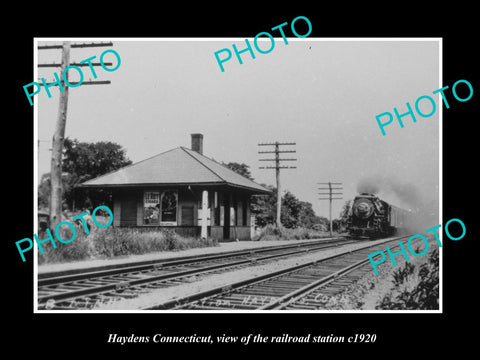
[[347, 193, 410, 238]]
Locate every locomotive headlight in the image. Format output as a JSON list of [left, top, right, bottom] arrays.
[[354, 200, 374, 219]]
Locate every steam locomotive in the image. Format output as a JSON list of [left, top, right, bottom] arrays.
[[347, 193, 411, 238]]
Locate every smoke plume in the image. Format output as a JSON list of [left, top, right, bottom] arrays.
[[356, 176, 381, 195], [355, 175, 439, 232]]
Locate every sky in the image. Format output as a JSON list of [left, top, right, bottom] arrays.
[[36, 38, 440, 220]]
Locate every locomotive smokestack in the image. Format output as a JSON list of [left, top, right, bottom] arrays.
[[191, 133, 203, 155]]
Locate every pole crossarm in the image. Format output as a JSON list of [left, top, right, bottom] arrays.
[[258, 142, 296, 146], [259, 158, 297, 161], [258, 150, 296, 154], [41, 41, 114, 230], [38, 42, 113, 50], [259, 167, 297, 169], [38, 62, 112, 68], [258, 141, 297, 228], [39, 80, 112, 86], [317, 181, 343, 237]]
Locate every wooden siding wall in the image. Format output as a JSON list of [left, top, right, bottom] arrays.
[[117, 189, 199, 227], [120, 192, 138, 226], [136, 200, 143, 226], [181, 205, 195, 226], [115, 188, 254, 241], [237, 200, 243, 227], [179, 190, 198, 226], [113, 197, 121, 227], [126, 226, 200, 238], [210, 226, 223, 240], [233, 226, 251, 241]]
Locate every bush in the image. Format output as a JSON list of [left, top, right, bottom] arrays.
[[38, 227, 219, 264], [38, 226, 91, 264], [252, 224, 330, 241], [89, 228, 218, 258], [392, 262, 416, 287], [164, 229, 178, 251], [376, 248, 439, 310]]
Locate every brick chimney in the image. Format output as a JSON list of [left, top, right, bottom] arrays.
[[191, 133, 203, 154]]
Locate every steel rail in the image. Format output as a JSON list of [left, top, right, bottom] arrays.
[[273, 236, 432, 310], [38, 238, 354, 307], [258, 251, 387, 309], [146, 236, 409, 310], [39, 237, 345, 282]]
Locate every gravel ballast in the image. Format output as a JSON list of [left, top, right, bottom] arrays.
[[91, 238, 399, 310]]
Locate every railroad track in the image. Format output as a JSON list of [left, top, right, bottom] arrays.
[[37, 237, 354, 310], [145, 236, 410, 310]]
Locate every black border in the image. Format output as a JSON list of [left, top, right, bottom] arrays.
[[6, 4, 477, 355]]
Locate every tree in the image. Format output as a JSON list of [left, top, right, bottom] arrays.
[[332, 219, 342, 231], [223, 162, 277, 227], [313, 216, 330, 231], [282, 193, 328, 229], [38, 173, 51, 210], [251, 186, 325, 229], [281, 191, 303, 228], [63, 138, 132, 179], [38, 172, 74, 211], [38, 138, 132, 211], [222, 160, 325, 229], [298, 201, 324, 229], [222, 162, 253, 180], [251, 184, 277, 227], [339, 200, 352, 227]]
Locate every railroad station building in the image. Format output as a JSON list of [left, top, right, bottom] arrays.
[[79, 134, 271, 241]]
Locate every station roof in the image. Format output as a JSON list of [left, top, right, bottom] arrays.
[[79, 146, 271, 194]]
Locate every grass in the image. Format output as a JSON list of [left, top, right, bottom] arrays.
[[37, 222, 340, 265], [252, 224, 342, 241], [37, 225, 218, 265]]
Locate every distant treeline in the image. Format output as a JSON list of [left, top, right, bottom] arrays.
[[221, 162, 349, 230], [38, 138, 349, 230]]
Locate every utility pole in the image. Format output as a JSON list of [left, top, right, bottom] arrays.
[[49, 42, 70, 231], [258, 142, 297, 228], [38, 41, 114, 230], [318, 182, 343, 237]]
